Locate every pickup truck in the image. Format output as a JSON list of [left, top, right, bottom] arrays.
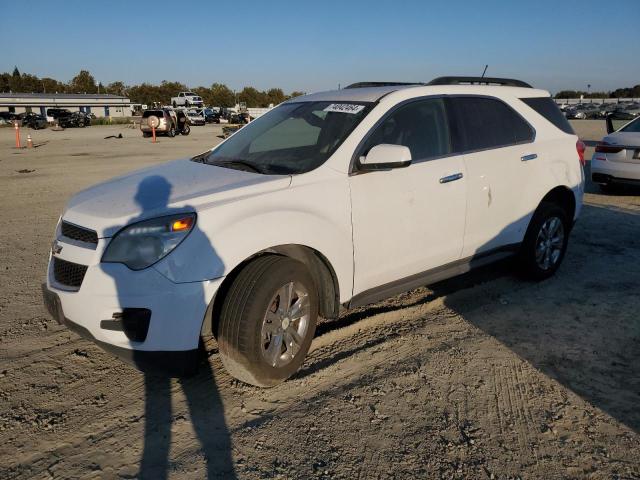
[[171, 92, 204, 108]]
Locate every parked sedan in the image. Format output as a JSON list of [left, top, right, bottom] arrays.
[[20, 112, 48, 129], [186, 109, 206, 126], [591, 113, 640, 192]]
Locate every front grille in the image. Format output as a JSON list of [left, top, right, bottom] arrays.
[[53, 257, 88, 288], [61, 221, 98, 245]]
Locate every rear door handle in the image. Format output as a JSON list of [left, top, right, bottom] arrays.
[[439, 173, 463, 184], [521, 153, 537, 161]]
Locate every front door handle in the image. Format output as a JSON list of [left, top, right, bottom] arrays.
[[439, 173, 463, 184], [521, 153, 537, 161]]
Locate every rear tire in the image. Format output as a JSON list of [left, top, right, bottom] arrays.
[[167, 127, 175, 138], [181, 125, 190, 135], [217, 256, 318, 387], [518, 202, 570, 280]]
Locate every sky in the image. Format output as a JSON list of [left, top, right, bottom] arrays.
[[2, 0, 639, 94]]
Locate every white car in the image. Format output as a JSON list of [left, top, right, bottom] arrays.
[[591, 114, 640, 191], [186, 109, 206, 126], [171, 91, 204, 108], [43, 77, 584, 386]]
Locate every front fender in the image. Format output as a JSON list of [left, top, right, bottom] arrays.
[[153, 172, 354, 303]]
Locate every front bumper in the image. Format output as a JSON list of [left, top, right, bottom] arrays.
[[43, 285, 200, 375], [44, 253, 223, 375]]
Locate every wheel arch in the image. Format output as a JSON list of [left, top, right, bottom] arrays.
[[538, 185, 576, 222], [201, 244, 341, 338]]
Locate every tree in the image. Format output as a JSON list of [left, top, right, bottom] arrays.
[[106, 81, 126, 96], [288, 91, 305, 99], [10, 66, 22, 92], [70, 70, 97, 94], [209, 83, 235, 107], [266, 88, 286, 106], [239, 86, 267, 107], [0, 73, 10, 92], [42, 77, 66, 94]]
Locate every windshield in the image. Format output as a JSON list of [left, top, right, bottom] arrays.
[[197, 101, 372, 174]]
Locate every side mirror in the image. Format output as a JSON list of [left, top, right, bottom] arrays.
[[359, 144, 412, 171], [606, 112, 634, 134]]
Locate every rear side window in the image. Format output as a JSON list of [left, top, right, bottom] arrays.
[[450, 97, 534, 152], [521, 97, 575, 135], [363, 98, 451, 161]]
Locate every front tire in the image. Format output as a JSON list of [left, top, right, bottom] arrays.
[[518, 202, 570, 280], [217, 256, 318, 387]]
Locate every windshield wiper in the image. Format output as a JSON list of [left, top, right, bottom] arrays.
[[207, 159, 264, 174]]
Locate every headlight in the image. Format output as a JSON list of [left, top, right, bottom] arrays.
[[102, 213, 196, 270]]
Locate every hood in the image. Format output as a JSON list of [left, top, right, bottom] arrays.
[[603, 132, 640, 148], [62, 158, 291, 237]]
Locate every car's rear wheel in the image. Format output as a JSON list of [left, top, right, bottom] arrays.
[[217, 256, 318, 387], [519, 202, 570, 280]]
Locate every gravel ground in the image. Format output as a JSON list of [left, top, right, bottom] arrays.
[[0, 120, 638, 479]]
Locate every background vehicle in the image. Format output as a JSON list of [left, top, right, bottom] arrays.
[[140, 109, 178, 137], [592, 113, 640, 191], [0, 111, 19, 123], [44, 77, 584, 387], [229, 112, 250, 124], [19, 112, 48, 129], [58, 111, 91, 128], [186, 109, 205, 126], [175, 109, 191, 135], [171, 92, 204, 108], [202, 108, 218, 123], [46, 108, 73, 120]]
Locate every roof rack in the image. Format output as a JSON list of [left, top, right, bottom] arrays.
[[344, 82, 425, 89], [427, 76, 532, 88]]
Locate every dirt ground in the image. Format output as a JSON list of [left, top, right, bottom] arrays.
[[0, 120, 638, 479]]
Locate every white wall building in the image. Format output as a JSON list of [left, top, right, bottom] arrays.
[[0, 93, 132, 117]]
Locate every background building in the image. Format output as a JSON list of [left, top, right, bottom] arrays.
[[0, 93, 131, 118]]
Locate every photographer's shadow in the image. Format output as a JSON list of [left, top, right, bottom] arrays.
[[104, 175, 235, 479]]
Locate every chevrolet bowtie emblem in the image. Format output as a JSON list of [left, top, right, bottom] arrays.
[[51, 240, 63, 255]]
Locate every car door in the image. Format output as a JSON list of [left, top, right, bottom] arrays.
[[448, 96, 537, 257], [349, 97, 467, 298]]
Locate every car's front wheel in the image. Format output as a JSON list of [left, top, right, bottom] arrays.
[[519, 202, 570, 280], [217, 256, 318, 387]]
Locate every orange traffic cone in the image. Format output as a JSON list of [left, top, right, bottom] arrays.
[[27, 134, 33, 148]]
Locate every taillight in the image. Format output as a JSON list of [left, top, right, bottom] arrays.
[[576, 139, 586, 166], [595, 143, 623, 154]]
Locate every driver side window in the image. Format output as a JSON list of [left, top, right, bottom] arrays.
[[364, 98, 451, 161]]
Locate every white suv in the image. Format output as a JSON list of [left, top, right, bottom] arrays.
[[43, 77, 585, 386]]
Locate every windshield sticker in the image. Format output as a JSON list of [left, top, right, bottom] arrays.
[[323, 103, 365, 114]]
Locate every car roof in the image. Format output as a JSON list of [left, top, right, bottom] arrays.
[[286, 84, 549, 104]]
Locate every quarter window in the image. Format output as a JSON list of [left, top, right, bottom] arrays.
[[363, 98, 451, 161], [451, 97, 534, 151]]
